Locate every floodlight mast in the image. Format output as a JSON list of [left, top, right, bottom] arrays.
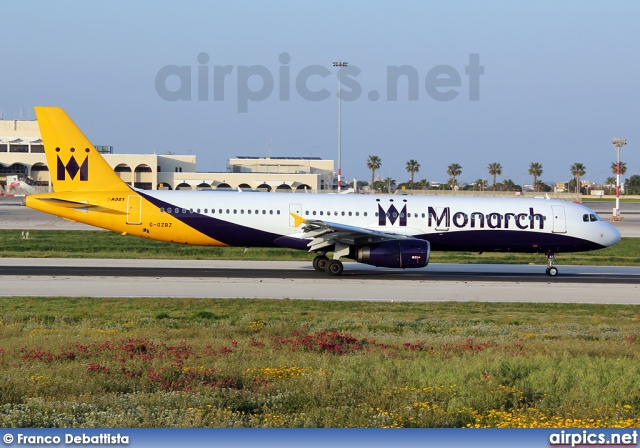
[[333, 61, 348, 192], [612, 138, 627, 217]]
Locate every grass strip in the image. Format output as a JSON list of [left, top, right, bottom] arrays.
[[1, 298, 639, 428], [1, 230, 639, 265]]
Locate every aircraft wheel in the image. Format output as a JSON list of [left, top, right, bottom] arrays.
[[325, 259, 344, 276], [313, 255, 329, 272], [547, 266, 558, 277]]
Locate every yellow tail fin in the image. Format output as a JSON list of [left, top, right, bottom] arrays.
[[35, 106, 127, 192]]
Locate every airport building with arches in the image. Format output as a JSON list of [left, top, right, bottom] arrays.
[[1, 118, 335, 193]]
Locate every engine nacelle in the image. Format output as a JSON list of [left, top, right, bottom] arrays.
[[356, 240, 430, 269]]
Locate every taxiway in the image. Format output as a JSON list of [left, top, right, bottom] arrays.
[[0, 259, 638, 304]]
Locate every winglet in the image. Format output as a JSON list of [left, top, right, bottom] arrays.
[[290, 212, 307, 228]]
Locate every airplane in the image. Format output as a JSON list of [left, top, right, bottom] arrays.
[[25, 106, 621, 276]]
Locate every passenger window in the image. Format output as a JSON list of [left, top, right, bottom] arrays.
[[241, 210, 244, 214], [197, 209, 201, 213], [277, 210, 280, 215], [348, 212, 352, 216], [226, 209, 229, 214], [182, 209, 187, 214], [234, 210, 237, 214], [421, 213, 425, 218], [342, 211, 345, 216], [313, 211, 316, 216], [356, 212, 359, 216], [270, 210, 273, 214], [160, 207, 165, 213], [255, 210, 259, 214], [166, 207, 171, 213], [320, 211, 324, 216], [190, 208, 193, 213], [364, 212, 367, 217]]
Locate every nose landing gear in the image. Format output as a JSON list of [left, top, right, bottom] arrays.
[[545, 253, 558, 276]]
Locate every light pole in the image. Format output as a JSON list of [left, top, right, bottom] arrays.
[[612, 138, 627, 217], [333, 61, 348, 192], [600, 172, 603, 192]]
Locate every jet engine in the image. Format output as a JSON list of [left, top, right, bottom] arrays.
[[355, 240, 430, 269]]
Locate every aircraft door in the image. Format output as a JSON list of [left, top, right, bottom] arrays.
[[127, 195, 142, 225], [551, 205, 566, 233], [289, 203, 302, 227]]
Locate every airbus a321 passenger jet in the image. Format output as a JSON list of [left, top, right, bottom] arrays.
[[26, 107, 621, 276]]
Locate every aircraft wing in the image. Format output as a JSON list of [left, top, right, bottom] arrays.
[[299, 218, 416, 252]]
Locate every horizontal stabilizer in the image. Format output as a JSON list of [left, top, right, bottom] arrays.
[[34, 197, 125, 214], [36, 197, 97, 208]]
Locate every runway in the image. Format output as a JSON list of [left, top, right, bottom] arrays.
[[1, 259, 639, 304], [1, 199, 639, 304]]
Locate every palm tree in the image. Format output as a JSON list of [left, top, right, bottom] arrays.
[[487, 162, 502, 191], [475, 178, 487, 191], [384, 177, 396, 193], [414, 178, 430, 190], [502, 178, 515, 191], [406, 159, 420, 190], [373, 180, 386, 192], [447, 163, 462, 190], [611, 161, 627, 176], [528, 162, 543, 192], [570, 163, 586, 194], [606, 176, 616, 194], [366, 156, 381, 191]]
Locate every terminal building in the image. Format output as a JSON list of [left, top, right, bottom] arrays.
[[1, 118, 336, 193]]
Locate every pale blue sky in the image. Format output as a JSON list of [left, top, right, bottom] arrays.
[[2, 1, 638, 185]]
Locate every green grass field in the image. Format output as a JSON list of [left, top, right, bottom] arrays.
[[1, 298, 639, 428], [2, 230, 639, 428], [582, 198, 640, 203], [1, 230, 639, 266]]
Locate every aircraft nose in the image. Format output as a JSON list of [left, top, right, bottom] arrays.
[[603, 223, 621, 247]]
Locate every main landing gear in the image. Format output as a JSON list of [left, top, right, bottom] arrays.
[[312, 255, 344, 276], [545, 252, 558, 277]]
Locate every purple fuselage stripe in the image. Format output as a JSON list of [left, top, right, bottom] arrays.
[[139, 192, 282, 246], [138, 192, 604, 253]]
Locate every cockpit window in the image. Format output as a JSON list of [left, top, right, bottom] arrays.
[[584, 213, 600, 222], [583, 214, 589, 222], [590, 214, 598, 222]]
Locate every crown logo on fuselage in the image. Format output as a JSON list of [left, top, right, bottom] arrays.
[[378, 204, 407, 227]]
